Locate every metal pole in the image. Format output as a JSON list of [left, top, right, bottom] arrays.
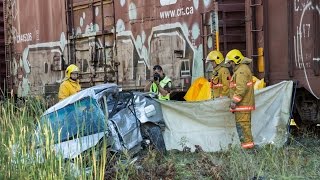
[[112, 0, 119, 84], [288, 0, 294, 77], [251, 0, 258, 76], [263, 0, 270, 84], [101, 0, 106, 67], [214, 1, 219, 51], [201, 13, 206, 76], [71, 0, 76, 65]]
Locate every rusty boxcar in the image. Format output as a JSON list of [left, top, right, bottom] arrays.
[[3, 0, 216, 99], [2, 0, 320, 124], [214, 0, 320, 125]]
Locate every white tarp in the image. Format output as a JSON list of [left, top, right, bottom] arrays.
[[161, 81, 293, 152]]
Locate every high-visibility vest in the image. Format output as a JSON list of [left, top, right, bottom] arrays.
[[150, 76, 171, 100]]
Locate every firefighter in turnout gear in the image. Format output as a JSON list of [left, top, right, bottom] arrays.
[[225, 49, 255, 149], [58, 64, 81, 101], [206, 50, 231, 99], [144, 65, 172, 100]]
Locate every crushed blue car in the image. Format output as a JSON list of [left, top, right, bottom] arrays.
[[37, 83, 166, 159]]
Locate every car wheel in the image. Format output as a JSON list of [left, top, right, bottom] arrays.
[[143, 123, 166, 154]]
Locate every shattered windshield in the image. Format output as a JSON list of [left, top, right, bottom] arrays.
[[40, 97, 107, 143]]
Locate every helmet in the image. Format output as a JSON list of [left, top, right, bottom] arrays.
[[65, 64, 80, 79], [206, 50, 224, 65], [225, 49, 245, 64]]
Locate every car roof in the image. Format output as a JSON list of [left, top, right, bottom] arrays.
[[43, 83, 118, 115]]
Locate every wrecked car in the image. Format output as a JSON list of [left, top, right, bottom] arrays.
[[37, 83, 166, 159]]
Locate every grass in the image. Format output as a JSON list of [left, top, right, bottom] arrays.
[[0, 98, 108, 179], [0, 98, 319, 179]]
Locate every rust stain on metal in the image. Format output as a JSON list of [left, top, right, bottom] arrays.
[[263, 0, 320, 98], [3, 0, 320, 100], [6, 0, 67, 97], [4, 0, 217, 97]]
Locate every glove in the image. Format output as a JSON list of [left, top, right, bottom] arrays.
[[230, 101, 237, 109]]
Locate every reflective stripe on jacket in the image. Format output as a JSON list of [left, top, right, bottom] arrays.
[[229, 63, 255, 112], [58, 79, 81, 101], [211, 66, 231, 98], [150, 76, 171, 100]]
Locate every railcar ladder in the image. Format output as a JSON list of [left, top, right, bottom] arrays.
[[201, 2, 218, 77], [3, 0, 14, 97], [65, 0, 118, 87], [250, 0, 263, 76]]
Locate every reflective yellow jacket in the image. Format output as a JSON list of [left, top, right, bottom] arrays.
[[229, 63, 255, 112], [58, 79, 81, 101], [211, 65, 231, 98], [150, 76, 172, 100]]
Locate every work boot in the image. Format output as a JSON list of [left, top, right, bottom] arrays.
[[241, 143, 259, 154], [241, 142, 254, 149]]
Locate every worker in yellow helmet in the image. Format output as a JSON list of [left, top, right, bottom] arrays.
[[206, 50, 231, 99], [225, 49, 255, 149], [58, 64, 81, 101]]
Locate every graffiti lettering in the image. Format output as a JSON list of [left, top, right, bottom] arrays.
[[302, 23, 311, 38], [295, 1, 320, 99], [294, 0, 315, 12], [294, 26, 312, 68], [16, 33, 32, 43], [160, 6, 194, 19]]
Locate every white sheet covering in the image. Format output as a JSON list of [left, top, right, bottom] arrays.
[[161, 81, 293, 152]]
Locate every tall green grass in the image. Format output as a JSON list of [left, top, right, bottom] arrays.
[[0, 98, 319, 179], [0, 98, 108, 179]]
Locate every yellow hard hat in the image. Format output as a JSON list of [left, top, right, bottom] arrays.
[[206, 50, 224, 65], [225, 49, 245, 64], [65, 64, 79, 79]]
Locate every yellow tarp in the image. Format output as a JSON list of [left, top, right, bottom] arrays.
[[184, 76, 265, 102], [184, 77, 211, 101], [253, 76, 266, 90]]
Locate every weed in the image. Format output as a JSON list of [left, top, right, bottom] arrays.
[[0, 99, 319, 179]]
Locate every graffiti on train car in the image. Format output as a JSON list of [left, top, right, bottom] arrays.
[[4, 0, 216, 97], [293, 0, 320, 99], [114, 0, 214, 89], [294, 1, 320, 68], [294, 0, 319, 11], [7, 0, 67, 98], [160, 0, 177, 6]]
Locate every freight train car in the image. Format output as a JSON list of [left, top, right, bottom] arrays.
[[264, 0, 320, 125], [3, 0, 216, 99], [2, 0, 320, 124], [215, 0, 320, 125], [3, 0, 68, 99]]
